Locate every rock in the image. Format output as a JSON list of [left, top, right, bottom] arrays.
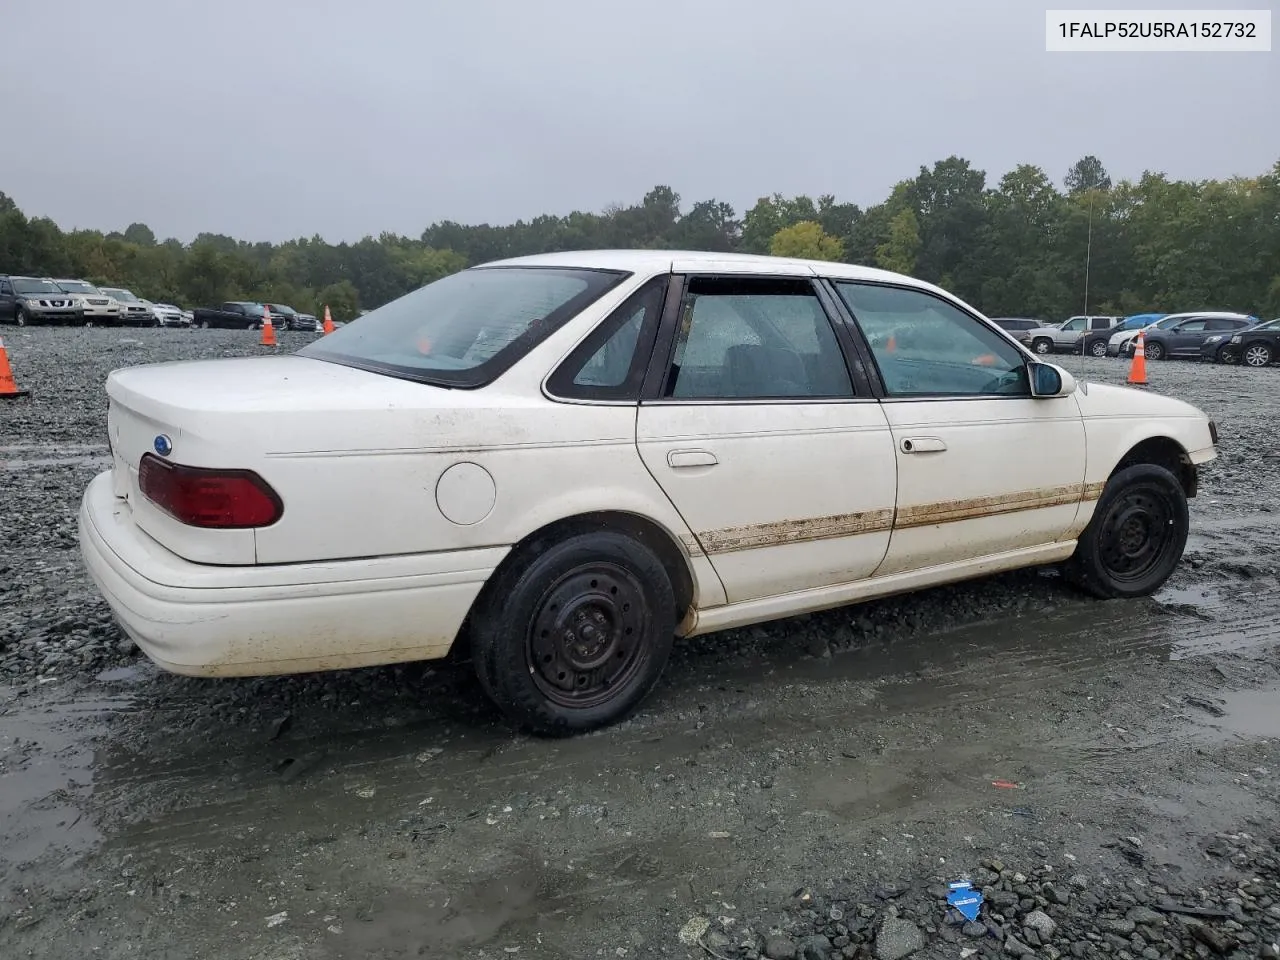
[[991, 891, 1021, 910], [802, 934, 833, 960], [875, 918, 924, 960], [1004, 936, 1036, 957], [963, 923, 988, 939], [1126, 907, 1163, 926], [1258, 944, 1279, 960], [1025, 911, 1058, 940], [1045, 885, 1072, 906], [1103, 920, 1137, 937], [765, 935, 798, 960], [1189, 924, 1235, 954], [1070, 942, 1089, 958]]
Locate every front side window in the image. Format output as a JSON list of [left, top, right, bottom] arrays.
[[1061, 317, 1086, 331], [299, 267, 628, 388], [661, 277, 854, 400], [1176, 319, 1207, 332], [834, 282, 1029, 398]]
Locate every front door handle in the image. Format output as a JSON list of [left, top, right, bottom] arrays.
[[668, 449, 718, 468], [901, 437, 946, 454]]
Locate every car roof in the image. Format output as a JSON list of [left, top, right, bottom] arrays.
[[479, 249, 926, 286]]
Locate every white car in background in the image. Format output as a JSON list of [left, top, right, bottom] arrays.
[[151, 303, 190, 328], [54, 278, 122, 325], [78, 250, 1219, 736]]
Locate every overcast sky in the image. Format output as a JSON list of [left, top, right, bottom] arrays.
[[4, 0, 1276, 244]]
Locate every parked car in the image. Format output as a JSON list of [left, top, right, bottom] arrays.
[[263, 303, 311, 331], [0, 275, 85, 325], [191, 301, 267, 329], [1107, 311, 1254, 357], [290, 311, 320, 333], [1025, 315, 1123, 355], [1200, 318, 1280, 364], [1119, 313, 1257, 360], [1223, 317, 1280, 368], [54, 279, 122, 325], [988, 318, 1041, 345], [151, 303, 191, 328], [99, 287, 158, 326], [1077, 313, 1167, 358], [78, 250, 1220, 735]]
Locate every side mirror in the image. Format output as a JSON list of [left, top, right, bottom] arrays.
[[1029, 361, 1076, 398]]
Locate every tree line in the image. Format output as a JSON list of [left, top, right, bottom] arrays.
[[2, 154, 1278, 322]]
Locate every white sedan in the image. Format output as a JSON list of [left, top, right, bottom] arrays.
[[79, 251, 1219, 735]]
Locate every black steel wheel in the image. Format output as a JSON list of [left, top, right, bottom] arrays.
[[1065, 463, 1188, 599], [470, 530, 677, 736]]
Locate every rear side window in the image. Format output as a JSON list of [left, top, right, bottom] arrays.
[[299, 267, 629, 389], [661, 276, 855, 400], [547, 276, 668, 401]]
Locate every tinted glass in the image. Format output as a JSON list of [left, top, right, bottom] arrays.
[[13, 278, 62, 295], [663, 277, 853, 400], [299, 267, 627, 388], [834, 282, 1029, 397], [1176, 319, 1208, 331], [548, 277, 667, 400]]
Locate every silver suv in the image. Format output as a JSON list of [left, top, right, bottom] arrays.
[[54, 279, 122, 325], [1024, 315, 1123, 355]]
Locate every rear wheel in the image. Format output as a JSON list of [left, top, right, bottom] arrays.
[[469, 530, 676, 736], [1144, 340, 1166, 361], [1032, 337, 1053, 355], [1065, 463, 1188, 600], [1243, 342, 1273, 367], [1089, 339, 1108, 358]]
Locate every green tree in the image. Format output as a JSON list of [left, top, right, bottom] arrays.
[[875, 209, 921, 275], [769, 221, 844, 261], [318, 280, 360, 321], [123, 222, 157, 246], [1064, 155, 1112, 195]]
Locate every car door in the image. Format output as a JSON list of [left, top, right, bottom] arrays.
[[826, 280, 1087, 578], [1055, 316, 1086, 347], [634, 271, 899, 604], [1165, 317, 1209, 355], [0, 279, 14, 321]]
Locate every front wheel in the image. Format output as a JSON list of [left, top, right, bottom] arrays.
[[1032, 338, 1054, 355], [1217, 345, 1240, 365], [15, 306, 28, 326], [469, 530, 677, 736], [1243, 342, 1273, 367], [1065, 463, 1189, 600], [1144, 340, 1166, 361]]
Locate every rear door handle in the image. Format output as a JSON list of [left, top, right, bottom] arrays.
[[901, 437, 946, 454], [668, 449, 718, 468]]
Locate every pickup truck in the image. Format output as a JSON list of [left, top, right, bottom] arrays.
[[1024, 315, 1123, 356], [191, 301, 268, 330]]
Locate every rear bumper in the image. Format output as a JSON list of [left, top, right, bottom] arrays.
[[78, 471, 505, 677]]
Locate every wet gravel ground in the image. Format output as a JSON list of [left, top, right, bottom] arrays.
[[1, 327, 1280, 960]]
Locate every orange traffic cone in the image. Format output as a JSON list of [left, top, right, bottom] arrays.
[[0, 337, 29, 399], [260, 307, 277, 347], [885, 334, 897, 352], [1127, 331, 1148, 386], [322, 305, 335, 334]]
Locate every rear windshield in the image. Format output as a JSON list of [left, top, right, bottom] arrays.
[[298, 266, 629, 388]]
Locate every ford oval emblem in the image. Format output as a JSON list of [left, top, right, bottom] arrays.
[[153, 435, 173, 457]]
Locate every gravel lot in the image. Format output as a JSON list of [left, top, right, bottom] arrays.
[[2, 327, 1279, 960]]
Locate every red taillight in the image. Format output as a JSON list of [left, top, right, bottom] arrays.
[[138, 453, 283, 529]]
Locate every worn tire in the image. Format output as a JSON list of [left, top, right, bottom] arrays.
[[469, 530, 677, 737], [1065, 463, 1189, 600], [1032, 337, 1054, 355]]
